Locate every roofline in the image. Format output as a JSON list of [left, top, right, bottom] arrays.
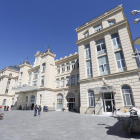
[[76, 4, 123, 32]]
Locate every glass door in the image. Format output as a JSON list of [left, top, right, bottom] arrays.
[[57, 94, 63, 111], [105, 100, 112, 112]]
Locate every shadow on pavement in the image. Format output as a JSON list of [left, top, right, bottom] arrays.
[[104, 121, 140, 139]]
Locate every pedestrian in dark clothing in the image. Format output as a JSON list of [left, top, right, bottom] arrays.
[[34, 105, 38, 116], [112, 104, 116, 116], [38, 105, 42, 117], [4, 106, 6, 111]]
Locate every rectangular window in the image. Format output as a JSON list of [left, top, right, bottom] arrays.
[[33, 81, 37, 86], [3, 99, 6, 106], [61, 78, 64, 87], [20, 72, 23, 79], [66, 77, 70, 86], [72, 61, 75, 70], [112, 33, 121, 50], [94, 24, 102, 32], [62, 65, 65, 72], [84, 31, 89, 38], [56, 79, 59, 88], [108, 20, 115, 26], [41, 76, 45, 86], [5, 89, 8, 95], [77, 59, 79, 69], [71, 75, 75, 85], [57, 66, 60, 74], [96, 39, 106, 55], [66, 63, 70, 71], [86, 60, 92, 78], [88, 90, 94, 106], [34, 71, 38, 80], [85, 44, 91, 59], [42, 63, 46, 72], [115, 51, 126, 72], [77, 74, 80, 84], [98, 55, 110, 76], [7, 79, 11, 87]]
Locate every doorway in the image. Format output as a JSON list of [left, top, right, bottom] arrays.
[[102, 92, 114, 114], [57, 94, 63, 111], [31, 95, 35, 110]]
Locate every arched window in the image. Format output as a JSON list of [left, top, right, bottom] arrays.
[[9, 73, 12, 77], [31, 95, 35, 103], [26, 96, 28, 103], [122, 85, 134, 106], [88, 90, 95, 106]]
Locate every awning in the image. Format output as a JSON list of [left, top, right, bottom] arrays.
[[12, 85, 38, 92], [89, 85, 116, 93]]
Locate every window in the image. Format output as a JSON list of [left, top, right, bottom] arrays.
[[61, 78, 64, 87], [31, 95, 35, 102], [85, 44, 91, 59], [77, 59, 79, 69], [77, 74, 80, 84], [66, 77, 70, 86], [40, 95, 42, 104], [72, 61, 75, 70], [36, 58, 39, 64], [33, 81, 37, 86], [88, 90, 94, 106], [66, 63, 70, 71], [62, 64, 65, 73], [71, 75, 75, 85], [26, 96, 28, 103], [5, 89, 8, 95], [7, 79, 11, 87], [86, 60, 92, 78], [57, 66, 60, 74], [111, 33, 121, 49], [84, 31, 89, 38], [2, 99, 6, 106], [94, 24, 102, 32], [108, 20, 115, 26], [115, 51, 126, 72], [42, 63, 46, 72], [122, 86, 134, 106], [9, 73, 12, 77], [96, 39, 106, 55], [41, 76, 45, 86], [98, 55, 109, 76], [29, 74, 31, 81], [34, 71, 38, 80], [56, 79, 59, 88]]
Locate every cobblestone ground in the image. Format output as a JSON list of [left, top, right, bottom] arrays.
[[0, 110, 140, 140]]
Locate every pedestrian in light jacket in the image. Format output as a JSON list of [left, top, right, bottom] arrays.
[[38, 105, 42, 117]]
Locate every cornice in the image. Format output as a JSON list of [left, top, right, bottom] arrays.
[[76, 4, 123, 32], [0, 68, 19, 74], [0, 75, 18, 80], [55, 53, 79, 65], [76, 19, 128, 45], [35, 51, 42, 57], [41, 51, 56, 58], [79, 69, 140, 83], [0, 94, 14, 97]]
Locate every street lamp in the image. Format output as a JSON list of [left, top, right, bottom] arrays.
[[131, 10, 140, 15], [133, 18, 140, 24]]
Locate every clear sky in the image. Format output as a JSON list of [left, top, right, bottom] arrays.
[[0, 0, 140, 70]]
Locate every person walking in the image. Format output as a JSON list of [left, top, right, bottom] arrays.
[[34, 105, 38, 117], [112, 104, 116, 116], [38, 105, 42, 117]]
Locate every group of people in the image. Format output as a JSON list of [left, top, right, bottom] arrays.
[[34, 105, 42, 117]]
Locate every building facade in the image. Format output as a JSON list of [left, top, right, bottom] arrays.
[[0, 4, 140, 114]]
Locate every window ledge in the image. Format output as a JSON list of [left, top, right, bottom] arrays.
[[114, 48, 122, 53], [97, 53, 107, 58]]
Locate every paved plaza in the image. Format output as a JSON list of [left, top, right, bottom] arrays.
[[0, 111, 140, 140]]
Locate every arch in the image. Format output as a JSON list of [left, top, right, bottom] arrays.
[[121, 85, 134, 106], [30, 95, 35, 110], [57, 93, 63, 111], [66, 92, 75, 98]]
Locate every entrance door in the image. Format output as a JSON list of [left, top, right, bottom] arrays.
[[102, 92, 114, 114], [57, 94, 63, 111], [105, 101, 112, 112]]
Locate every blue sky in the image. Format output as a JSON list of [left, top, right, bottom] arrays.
[[0, 0, 140, 70]]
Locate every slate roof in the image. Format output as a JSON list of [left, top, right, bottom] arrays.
[[1, 65, 20, 72]]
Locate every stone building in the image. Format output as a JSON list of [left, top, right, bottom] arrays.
[[76, 4, 140, 114], [0, 4, 140, 114]]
